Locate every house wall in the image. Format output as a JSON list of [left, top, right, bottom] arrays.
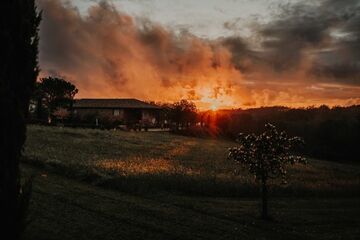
[[142, 109, 157, 124], [74, 108, 124, 121], [74, 108, 159, 125]]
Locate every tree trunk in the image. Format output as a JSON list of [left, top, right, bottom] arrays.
[[261, 176, 269, 220], [36, 97, 42, 119]]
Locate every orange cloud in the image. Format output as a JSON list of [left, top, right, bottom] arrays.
[[37, 0, 360, 110]]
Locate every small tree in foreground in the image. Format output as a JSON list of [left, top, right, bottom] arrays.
[[228, 123, 306, 220]]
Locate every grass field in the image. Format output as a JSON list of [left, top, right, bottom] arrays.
[[23, 125, 360, 239], [24, 125, 360, 197]]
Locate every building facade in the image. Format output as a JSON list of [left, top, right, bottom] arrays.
[[73, 98, 161, 127]]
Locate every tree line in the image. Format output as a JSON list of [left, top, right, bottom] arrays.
[[181, 105, 360, 163], [28, 79, 360, 163]]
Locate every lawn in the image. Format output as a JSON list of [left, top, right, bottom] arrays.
[[24, 125, 360, 197], [22, 165, 360, 240], [22, 125, 360, 239]]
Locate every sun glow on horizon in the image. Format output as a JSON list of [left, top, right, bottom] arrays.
[[196, 87, 238, 111], [210, 104, 218, 111]]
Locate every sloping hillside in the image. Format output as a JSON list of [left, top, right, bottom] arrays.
[[22, 125, 360, 239], [24, 125, 360, 197]]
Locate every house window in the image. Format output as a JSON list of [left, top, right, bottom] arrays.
[[113, 109, 120, 116]]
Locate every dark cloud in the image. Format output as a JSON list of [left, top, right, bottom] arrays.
[[258, 0, 360, 83], [221, 36, 255, 72], [223, 17, 243, 31], [36, 0, 360, 108], [222, 0, 360, 85]]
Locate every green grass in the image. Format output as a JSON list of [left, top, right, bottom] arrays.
[[22, 165, 360, 240], [22, 125, 360, 239], [24, 125, 360, 197]]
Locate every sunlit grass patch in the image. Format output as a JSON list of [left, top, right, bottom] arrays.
[[95, 158, 179, 175], [24, 125, 360, 197]]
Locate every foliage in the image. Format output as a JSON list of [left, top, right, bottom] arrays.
[[228, 124, 306, 219], [229, 123, 306, 183], [31, 82, 47, 119], [53, 108, 70, 121], [0, 0, 40, 238], [33, 77, 78, 122], [162, 100, 197, 129], [192, 105, 360, 162]]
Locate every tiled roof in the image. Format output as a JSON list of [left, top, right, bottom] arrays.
[[73, 98, 161, 109]]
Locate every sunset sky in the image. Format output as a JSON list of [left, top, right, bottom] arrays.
[[37, 0, 360, 110]]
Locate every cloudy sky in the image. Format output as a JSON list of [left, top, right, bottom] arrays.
[[74, 0, 285, 38], [37, 0, 360, 109]]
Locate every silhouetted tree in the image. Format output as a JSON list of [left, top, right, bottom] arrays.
[[168, 100, 197, 129], [31, 82, 46, 119], [35, 77, 78, 123], [0, 0, 41, 239], [197, 105, 360, 162], [228, 124, 306, 219]]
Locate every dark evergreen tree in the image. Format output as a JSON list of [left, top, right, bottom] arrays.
[[0, 0, 41, 239], [32, 82, 46, 120]]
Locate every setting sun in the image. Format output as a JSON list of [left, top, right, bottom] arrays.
[[196, 86, 237, 110], [210, 104, 218, 111]]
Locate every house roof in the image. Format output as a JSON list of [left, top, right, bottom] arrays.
[[73, 98, 161, 109]]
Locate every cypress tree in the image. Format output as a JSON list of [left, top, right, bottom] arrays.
[[0, 1, 40, 238]]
